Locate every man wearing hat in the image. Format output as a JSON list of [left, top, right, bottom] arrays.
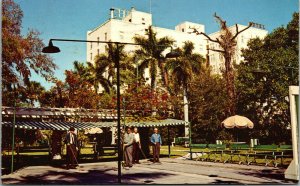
[[64, 127, 79, 169]]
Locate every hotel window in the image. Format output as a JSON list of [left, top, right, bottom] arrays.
[[90, 53, 93, 61], [90, 42, 92, 49], [97, 37, 100, 46], [97, 49, 100, 56], [105, 32, 107, 41], [182, 28, 184, 32]]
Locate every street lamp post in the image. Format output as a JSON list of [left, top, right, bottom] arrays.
[[11, 84, 17, 173], [42, 38, 179, 183]]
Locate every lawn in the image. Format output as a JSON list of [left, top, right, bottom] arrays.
[[1, 145, 292, 175]]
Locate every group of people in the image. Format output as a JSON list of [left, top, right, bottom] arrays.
[[64, 126, 162, 169], [122, 127, 162, 168]]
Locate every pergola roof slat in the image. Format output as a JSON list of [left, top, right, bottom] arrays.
[[1, 119, 187, 131]]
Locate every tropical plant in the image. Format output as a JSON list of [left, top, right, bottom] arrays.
[[2, 0, 57, 91], [133, 26, 174, 90], [165, 41, 205, 136], [235, 12, 298, 144], [192, 13, 252, 116], [189, 68, 229, 143]]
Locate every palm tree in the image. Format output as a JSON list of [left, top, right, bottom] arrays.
[[87, 58, 112, 93], [72, 61, 90, 82], [133, 26, 174, 90], [87, 43, 131, 93], [166, 41, 205, 136]]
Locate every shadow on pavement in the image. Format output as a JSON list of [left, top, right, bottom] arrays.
[[238, 169, 285, 180], [1, 167, 175, 185], [210, 179, 242, 184]]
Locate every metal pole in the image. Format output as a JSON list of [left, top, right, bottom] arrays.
[[189, 122, 192, 160], [116, 43, 121, 183], [11, 86, 16, 173], [168, 126, 170, 158]]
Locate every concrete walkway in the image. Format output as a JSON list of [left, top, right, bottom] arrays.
[[1, 158, 296, 184]]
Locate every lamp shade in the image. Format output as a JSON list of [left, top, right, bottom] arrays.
[[42, 40, 60, 53]]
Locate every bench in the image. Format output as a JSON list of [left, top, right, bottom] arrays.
[[91, 143, 118, 158], [273, 145, 293, 167], [203, 144, 226, 162], [223, 144, 250, 164], [246, 145, 278, 166], [172, 137, 189, 147], [189, 144, 207, 161]]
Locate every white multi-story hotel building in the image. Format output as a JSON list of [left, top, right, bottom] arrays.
[[87, 7, 207, 82], [87, 7, 268, 77], [208, 24, 268, 73]]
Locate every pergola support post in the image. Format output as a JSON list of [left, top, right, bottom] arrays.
[[189, 122, 192, 160], [168, 126, 170, 158]]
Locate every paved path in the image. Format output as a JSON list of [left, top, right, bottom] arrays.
[[1, 158, 296, 184]]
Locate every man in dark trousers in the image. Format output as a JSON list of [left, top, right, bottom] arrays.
[[64, 127, 78, 169], [123, 127, 134, 167], [132, 127, 141, 164], [150, 128, 162, 163]]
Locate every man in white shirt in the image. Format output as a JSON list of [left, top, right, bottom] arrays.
[[132, 127, 141, 164]]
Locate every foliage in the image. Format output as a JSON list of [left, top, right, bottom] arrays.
[[122, 83, 171, 119], [166, 41, 205, 93], [39, 62, 101, 109], [192, 13, 252, 116], [189, 68, 229, 143], [87, 43, 135, 93], [2, 0, 57, 91], [134, 26, 174, 90], [235, 12, 298, 144]]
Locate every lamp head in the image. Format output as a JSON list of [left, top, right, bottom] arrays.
[[42, 40, 60, 53]]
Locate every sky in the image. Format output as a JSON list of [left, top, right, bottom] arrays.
[[16, 0, 299, 90]]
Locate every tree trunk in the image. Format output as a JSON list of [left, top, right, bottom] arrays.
[[50, 130, 64, 159], [140, 127, 150, 157], [183, 86, 189, 137], [224, 55, 236, 116]]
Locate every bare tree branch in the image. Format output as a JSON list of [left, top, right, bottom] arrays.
[[189, 27, 220, 44], [231, 23, 253, 41], [200, 31, 220, 44], [209, 48, 226, 53]]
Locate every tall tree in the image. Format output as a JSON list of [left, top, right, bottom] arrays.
[[87, 57, 112, 93], [2, 0, 57, 90], [87, 43, 133, 93], [192, 13, 252, 116], [166, 41, 205, 136], [236, 12, 298, 144], [189, 68, 229, 143], [133, 26, 174, 90]]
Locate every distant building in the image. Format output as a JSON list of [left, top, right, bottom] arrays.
[[87, 7, 207, 87], [87, 7, 268, 87]]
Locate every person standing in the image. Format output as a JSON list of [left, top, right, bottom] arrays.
[[123, 127, 134, 167], [64, 127, 79, 169], [132, 127, 141, 164], [150, 128, 162, 163]]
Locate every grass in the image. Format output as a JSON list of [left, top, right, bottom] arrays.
[[2, 145, 293, 175]]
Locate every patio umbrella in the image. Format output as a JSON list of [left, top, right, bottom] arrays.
[[221, 115, 254, 142], [221, 115, 254, 129]]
